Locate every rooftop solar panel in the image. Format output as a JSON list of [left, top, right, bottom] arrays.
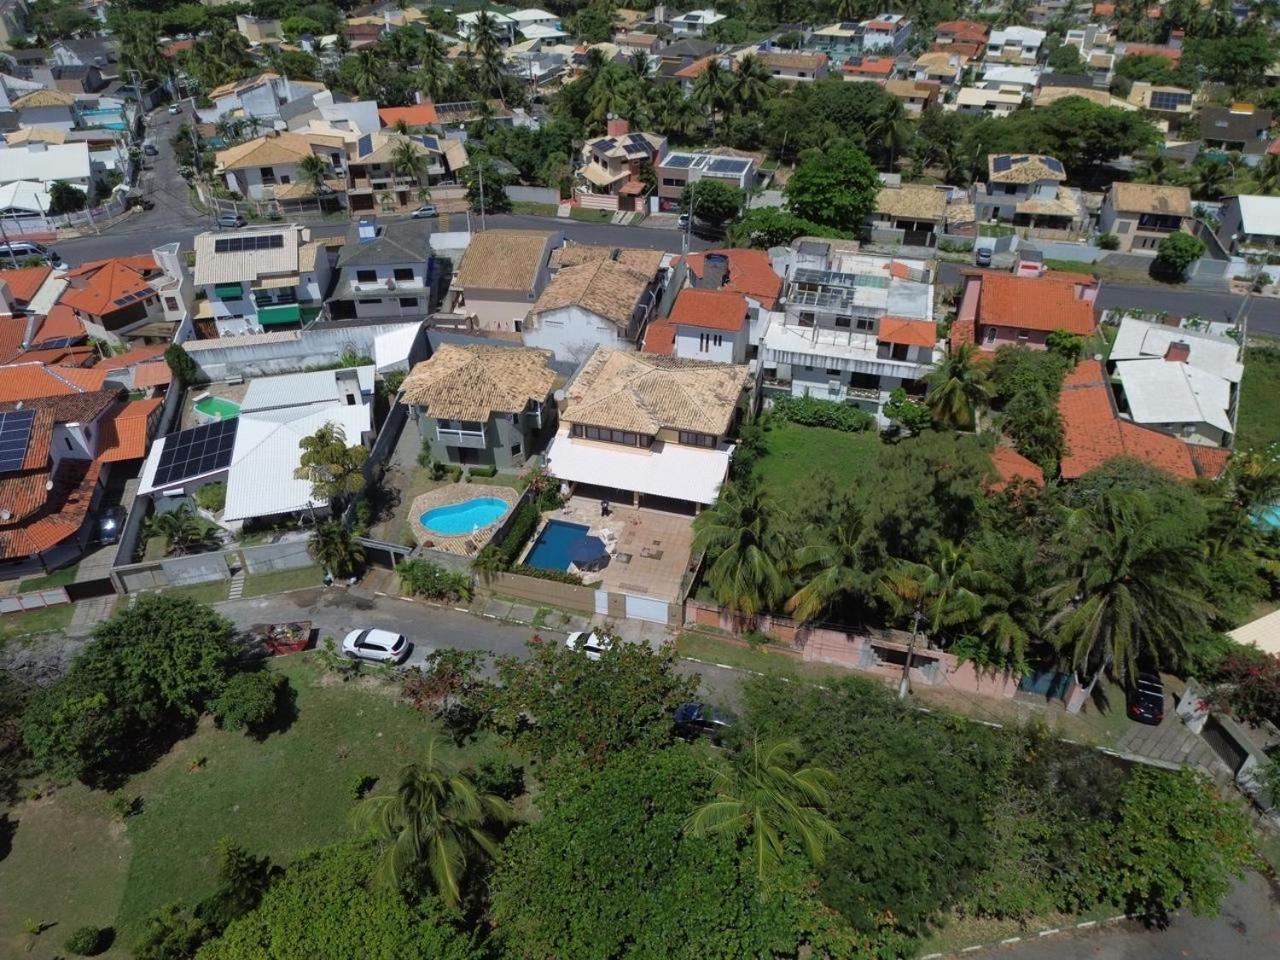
[[992, 155, 1012, 172], [0, 409, 36, 474], [213, 234, 284, 254], [1043, 158, 1064, 172], [664, 154, 694, 168], [708, 157, 748, 174], [416, 134, 440, 151], [152, 417, 239, 488]]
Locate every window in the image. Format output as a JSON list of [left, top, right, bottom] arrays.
[[834, 316, 851, 328], [798, 312, 815, 327], [65, 437, 73, 450], [355, 269, 377, 284], [570, 424, 654, 447], [280, 175, 291, 184], [984, 326, 997, 344], [891, 343, 910, 361], [511, 442, 522, 455], [164, 297, 178, 311], [678, 431, 717, 448], [856, 317, 874, 332], [393, 268, 414, 281], [358, 298, 380, 305], [714, 334, 722, 347], [514, 319, 523, 333], [399, 297, 418, 308], [699, 332, 710, 352], [260, 166, 275, 183], [826, 367, 841, 376], [661, 177, 682, 187]]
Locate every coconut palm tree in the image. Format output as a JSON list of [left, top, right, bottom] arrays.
[[145, 505, 220, 557], [587, 66, 633, 130], [296, 153, 331, 198], [308, 521, 365, 579], [869, 101, 913, 173], [786, 498, 869, 624], [686, 738, 841, 881], [730, 54, 774, 113], [882, 540, 987, 643], [1222, 449, 1280, 514], [353, 736, 512, 906], [923, 343, 992, 431], [651, 84, 699, 140], [416, 32, 451, 103], [1044, 489, 1214, 691], [692, 58, 732, 136], [390, 139, 430, 201], [691, 478, 787, 620], [1251, 152, 1280, 195], [349, 49, 385, 101], [469, 11, 506, 100], [1190, 159, 1232, 201]]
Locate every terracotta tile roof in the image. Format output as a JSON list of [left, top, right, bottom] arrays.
[[1122, 43, 1180, 62], [1094, 2, 1116, 14], [975, 272, 1097, 336], [675, 56, 713, 79], [844, 57, 895, 76], [12, 89, 75, 108], [456, 230, 555, 292], [1109, 182, 1191, 217], [668, 289, 748, 332], [215, 131, 345, 171], [759, 51, 827, 71], [549, 244, 665, 275], [0, 266, 53, 304], [0, 458, 103, 560], [988, 153, 1068, 184], [97, 343, 168, 370], [681, 248, 782, 309], [39, 304, 86, 342], [530, 259, 653, 328], [132, 361, 173, 389], [936, 20, 989, 42], [990, 444, 1045, 490], [162, 38, 196, 57], [58, 257, 157, 317], [2, 388, 121, 427], [4, 344, 93, 367], [641, 322, 676, 356], [378, 103, 440, 127], [402, 344, 556, 422], [885, 79, 941, 101], [564, 348, 750, 436], [0, 363, 110, 402], [96, 397, 162, 462], [878, 316, 937, 348], [1189, 445, 1230, 479]]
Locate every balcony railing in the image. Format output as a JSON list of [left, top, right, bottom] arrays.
[[436, 427, 487, 448], [351, 278, 425, 293]]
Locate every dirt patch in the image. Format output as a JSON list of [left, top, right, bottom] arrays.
[[0, 632, 94, 685]]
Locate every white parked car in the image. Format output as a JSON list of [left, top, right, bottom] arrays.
[[342, 628, 410, 664], [565, 631, 611, 661]]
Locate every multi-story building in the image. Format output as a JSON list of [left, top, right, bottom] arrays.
[[1098, 182, 1192, 253], [1216, 194, 1280, 254], [975, 153, 1085, 231], [759, 239, 937, 421], [345, 131, 469, 215], [448, 229, 561, 332], [1125, 81, 1194, 115], [215, 131, 348, 202], [579, 119, 666, 199], [655, 150, 755, 211], [809, 22, 862, 62], [758, 51, 829, 83], [643, 288, 751, 364], [860, 14, 912, 53], [987, 26, 1045, 64], [670, 9, 725, 36], [1199, 104, 1273, 155], [954, 86, 1024, 115], [327, 219, 432, 321]]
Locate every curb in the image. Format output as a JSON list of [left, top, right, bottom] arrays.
[[921, 914, 1132, 958]]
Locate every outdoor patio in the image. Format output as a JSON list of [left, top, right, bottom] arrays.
[[541, 496, 695, 603]]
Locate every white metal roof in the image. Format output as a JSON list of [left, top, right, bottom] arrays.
[[545, 432, 732, 505], [0, 142, 91, 185], [1115, 359, 1234, 434], [1229, 607, 1280, 655], [0, 179, 50, 214], [508, 8, 556, 22], [240, 365, 374, 412], [1110, 317, 1242, 383], [374, 323, 421, 372], [1236, 195, 1280, 238], [990, 26, 1046, 45]]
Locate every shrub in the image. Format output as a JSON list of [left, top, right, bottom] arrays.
[[494, 502, 541, 568], [471, 756, 525, 800], [1097, 233, 1120, 250], [352, 773, 378, 799], [210, 671, 286, 733], [771, 395, 875, 433], [511, 564, 585, 585], [468, 464, 498, 478], [397, 558, 474, 602], [65, 925, 108, 956], [446, 464, 464, 482], [194, 482, 227, 513]]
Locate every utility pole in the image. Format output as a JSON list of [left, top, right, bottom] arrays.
[[898, 607, 922, 700], [478, 163, 487, 232]]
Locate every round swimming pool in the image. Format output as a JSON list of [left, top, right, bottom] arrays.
[[420, 497, 510, 536]]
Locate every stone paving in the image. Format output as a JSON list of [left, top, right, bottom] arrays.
[[1114, 708, 1232, 779]]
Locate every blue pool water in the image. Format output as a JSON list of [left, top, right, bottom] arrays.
[[524, 520, 590, 571], [1258, 504, 1280, 529], [420, 497, 510, 535], [80, 110, 126, 130]]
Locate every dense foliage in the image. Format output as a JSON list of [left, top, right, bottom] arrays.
[[210, 671, 287, 734], [771, 395, 876, 433]]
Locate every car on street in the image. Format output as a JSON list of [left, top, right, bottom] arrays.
[[673, 702, 735, 743], [1127, 671, 1165, 725], [168, 103, 182, 115], [975, 246, 993, 267], [142, 141, 159, 156], [677, 212, 690, 230], [410, 204, 438, 219], [342, 628, 410, 664], [0, 240, 63, 269], [217, 212, 247, 229], [565, 630, 611, 660]]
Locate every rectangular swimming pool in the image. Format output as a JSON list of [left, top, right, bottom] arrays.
[[523, 520, 589, 571]]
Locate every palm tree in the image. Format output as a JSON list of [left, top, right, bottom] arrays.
[[1190, 159, 1232, 201], [145, 505, 220, 557], [968, 535, 1044, 673], [353, 736, 512, 906], [651, 85, 699, 140], [786, 498, 869, 624], [1222, 449, 1280, 514], [1251, 153, 1280, 195], [390, 139, 430, 201], [416, 32, 451, 103], [469, 11, 506, 100], [587, 66, 633, 130], [296, 153, 331, 199], [730, 54, 773, 113], [628, 49, 652, 82], [309, 521, 365, 579], [923, 343, 992, 431], [1044, 490, 1214, 691], [350, 49, 384, 101], [692, 478, 787, 620], [692, 58, 731, 137], [869, 101, 913, 173], [686, 738, 841, 881]]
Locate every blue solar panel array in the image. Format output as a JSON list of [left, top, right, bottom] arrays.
[[992, 155, 1012, 172], [708, 157, 749, 174], [152, 417, 238, 488], [1042, 157, 1064, 173], [416, 134, 440, 152], [665, 154, 695, 168], [357, 133, 373, 157], [0, 409, 36, 474]]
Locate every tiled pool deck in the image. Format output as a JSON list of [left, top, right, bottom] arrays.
[[409, 484, 520, 557]]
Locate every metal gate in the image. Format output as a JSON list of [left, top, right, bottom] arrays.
[[623, 592, 669, 625], [1201, 716, 1248, 776], [594, 589, 608, 616]]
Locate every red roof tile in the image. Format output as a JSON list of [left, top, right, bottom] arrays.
[[39, 303, 86, 342], [681, 248, 783, 309], [668, 289, 748, 332], [975, 272, 1097, 336], [59, 257, 157, 318], [642, 322, 676, 356], [97, 397, 162, 462], [1122, 43, 1181, 62], [0, 458, 103, 560], [97, 343, 168, 370], [132, 362, 172, 389], [844, 57, 895, 76], [676, 56, 713, 79], [990, 445, 1045, 490], [878, 316, 937, 348], [0, 266, 52, 304], [0, 364, 110, 402], [378, 103, 440, 127], [936, 20, 989, 43], [1189, 445, 1230, 479]]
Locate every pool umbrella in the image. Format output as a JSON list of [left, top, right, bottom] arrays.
[[567, 535, 608, 567]]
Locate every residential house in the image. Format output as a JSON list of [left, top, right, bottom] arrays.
[[523, 247, 665, 362], [510, 8, 560, 32], [842, 56, 897, 83], [1199, 104, 1272, 155], [643, 288, 750, 364], [655, 149, 755, 211], [11, 88, 76, 131], [615, 32, 662, 55], [456, 10, 517, 43], [987, 26, 1046, 64], [345, 130, 468, 215], [328, 219, 432, 321], [671, 9, 725, 36], [935, 20, 989, 47], [192, 225, 332, 337], [871, 184, 947, 245], [883, 78, 941, 115], [758, 51, 829, 83], [952, 270, 1098, 351], [1062, 23, 1116, 86], [1058, 359, 1229, 481], [911, 51, 964, 91], [58, 253, 179, 341], [0, 141, 97, 210], [0, 266, 90, 366], [200, 72, 327, 125], [50, 38, 118, 70], [759, 240, 937, 421], [544, 347, 751, 511], [809, 22, 863, 62], [1098, 182, 1192, 252], [975, 153, 1084, 231], [235, 14, 281, 45], [215, 130, 348, 203], [678, 247, 783, 353], [578, 119, 666, 205], [1216, 194, 1280, 254], [979, 64, 1042, 92], [861, 15, 912, 53], [1108, 317, 1241, 448], [401, 343, 557, 469], [139, 366, 375, 525], [38, 63, 106, 95], [377, 103, 440, 131], [448, 229, 560, 332], [954, 86, 1023, 115], [1125, 81, 1194, 115]]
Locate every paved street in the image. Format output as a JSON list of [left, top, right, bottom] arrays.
[[968, 871, 1280, 960]]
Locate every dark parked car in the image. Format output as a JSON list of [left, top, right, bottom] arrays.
[[975, 246, 993, 267], [674, 702, 735, 742], [95, 504, 126, 545], [1127, 672, 1165, 725]]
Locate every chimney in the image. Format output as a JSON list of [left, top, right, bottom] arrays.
[[606, 117, 630, 138], [1164, 341, 1190, 363], [357, 218, 377, 243]]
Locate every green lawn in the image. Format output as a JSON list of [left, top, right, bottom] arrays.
[[676, 630, 846, 684], [754, 421, 883, 495], [157, 580, 230, 605], [241, 564, 324, 599], [18, 563, 79, 592], [1237, 344, 1280, 452], [510, 201, 560, 216], [569, 207, 613, 223], [0, 656, 512, 956], [0, 603, 75, 647]]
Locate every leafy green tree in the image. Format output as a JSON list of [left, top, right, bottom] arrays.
[[883, 386, 931, 436], [687, 738, 841, 880], [135, 903, 209, 960], [726, 208, 849, 249], [923, 343, 993, 431], [692, 478, 787, 619], [484, 636, 698, 766], [210, 672, 286, 734], [196, 842, 482, 960], [48, 181, 87, 215], [1048, 42, 1085, 73], [1001, 385, 1064, 473], [194, 840, 280, 933], [308, 521, 365, 579], [730, 53, 774, 112], [1155, 232, 1206, 278], [680, 178, 744, 229], [353, 736, 511, 907], [463, 158, 511, 214], [1115, 53, 1183, 85], [165, 343, 199, 386], [294, 423, 367, 515], [783, 141, 880, 230]]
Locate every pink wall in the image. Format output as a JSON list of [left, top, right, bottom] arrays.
[[981, 325, 1050, 350], [957, 276, 981, 328]]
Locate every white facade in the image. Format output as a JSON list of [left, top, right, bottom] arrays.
[[674, 324, 745, 363], [522, 304, 635, 363], [671, 9, 725, 36], [988, 26, 1046, 63]]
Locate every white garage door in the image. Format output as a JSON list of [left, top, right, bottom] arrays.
[[624, 593, 670, 625]]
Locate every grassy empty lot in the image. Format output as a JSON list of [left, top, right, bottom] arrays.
[[754, 421, 883, 495], [1237, 344, 1280, 453], [240, 564, 324, 599], [0, 603, 74, 647], [0, 655, 512, 957], [17, 564, 80, 592]]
